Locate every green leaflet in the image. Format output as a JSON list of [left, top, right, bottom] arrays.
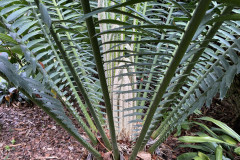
[[0, 4, 23, 16], [178, 136, 234, 146], [196, 152, 210, 160], [234, 147, 240, 155], [6, 6, 32, 22], [17, 21, 37, 35], [39, 3, 52, 28], [207, 14, 240, 25], [177, 152, 198, 160], [0, 33, 18, 44], [0, 0, 19, 7]]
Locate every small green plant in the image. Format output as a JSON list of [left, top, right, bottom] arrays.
[[4, 145, 10, 151], [178, 117, 240, 160], [11, 138, 16, 145]]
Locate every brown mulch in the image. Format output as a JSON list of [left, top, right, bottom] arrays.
[[0, 102, 88, 160], [0, 101, 188, 160], [0, 93, 239, 159]]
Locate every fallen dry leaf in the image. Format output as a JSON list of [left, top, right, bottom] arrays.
[[137, 151, 151, 160], [35, 156, 58, 159], [15, 128, 27, 131]]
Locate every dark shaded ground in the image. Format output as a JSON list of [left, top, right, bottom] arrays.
[[0, 93, 239, 160]]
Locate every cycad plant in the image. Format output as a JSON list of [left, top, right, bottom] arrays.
[[0, 0, 240, 159]]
